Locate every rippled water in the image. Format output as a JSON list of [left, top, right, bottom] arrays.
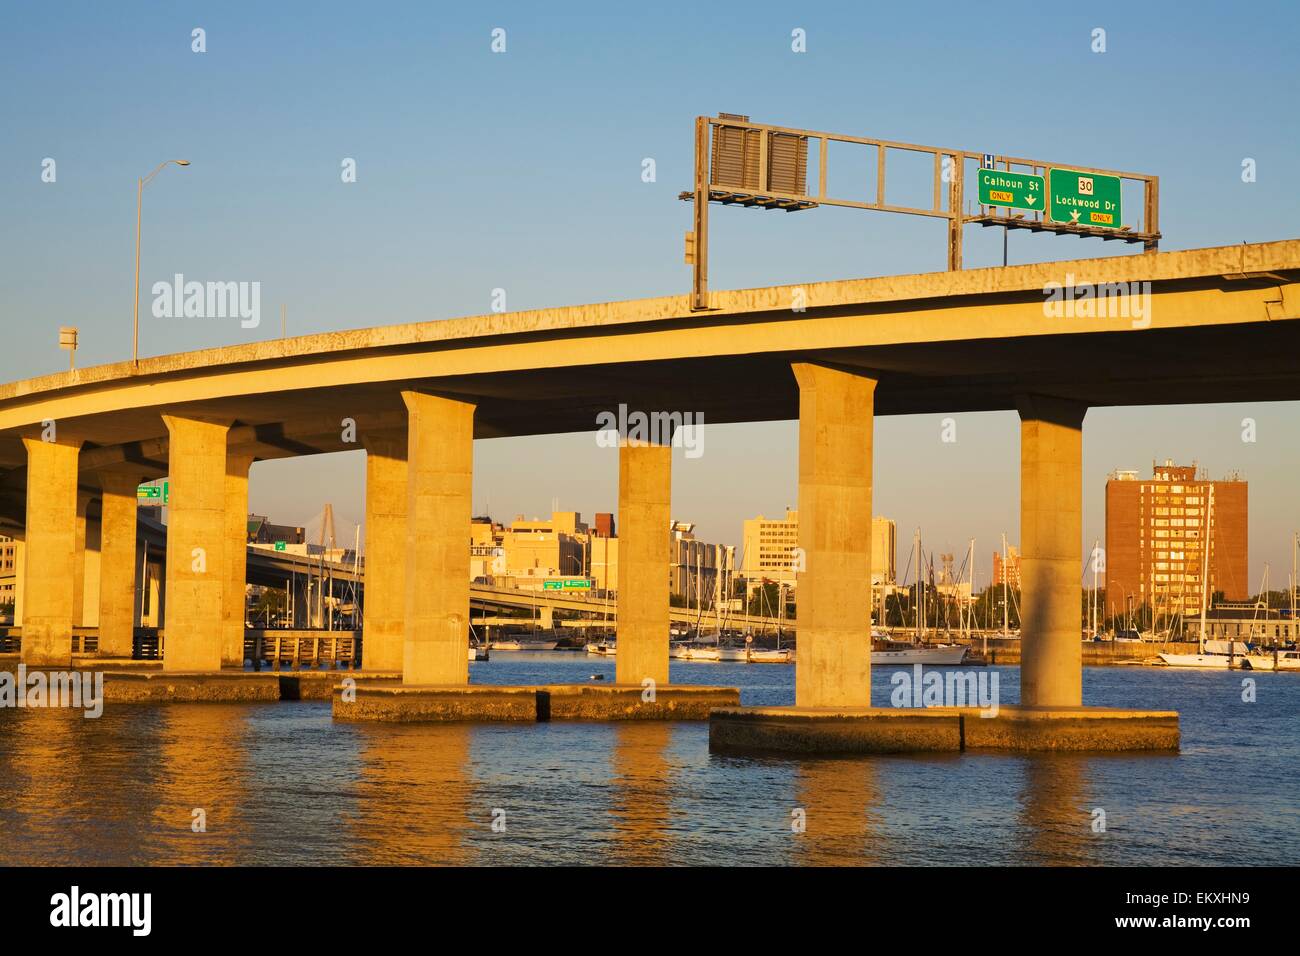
[[1, 656, 1296, 865]]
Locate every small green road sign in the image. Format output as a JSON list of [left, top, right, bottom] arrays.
[[1049, 168, 1122, 228], [543, 581, 563, 590], [136, 481, 169, 505], [562, 579, 592, 590], [977, 168, 1044, 211], [274, 541, 286, 552]]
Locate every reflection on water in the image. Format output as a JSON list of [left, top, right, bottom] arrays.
[[0, 661, 1297, 865], [608, 722, 674, 865], [349, 723, 478, 865], [151, 706, 253, 865], [792, 759, 882, 866], [1016, 756, 1095, 866]]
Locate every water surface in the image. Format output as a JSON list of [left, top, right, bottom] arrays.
[[0, 657, 1295, 866]]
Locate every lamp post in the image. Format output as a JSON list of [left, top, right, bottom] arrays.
[[133, 159, 190, 366]]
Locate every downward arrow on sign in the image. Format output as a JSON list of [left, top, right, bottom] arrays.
[[1025, 194, 1037, 205]]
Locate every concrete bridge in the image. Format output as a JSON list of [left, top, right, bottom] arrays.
[[2, 239, 1297, 748]]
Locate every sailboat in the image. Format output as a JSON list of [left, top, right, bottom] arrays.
[[871, 528, 967, 665], [491, 602, 559, 650], [1240, 560, 1300, 671], [750, 594, 793, 663]]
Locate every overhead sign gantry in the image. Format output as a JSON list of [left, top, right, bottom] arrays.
[[680, 114, 1160, 311]]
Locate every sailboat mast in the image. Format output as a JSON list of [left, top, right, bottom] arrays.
[[694, 544, 700, 624], [967, 537, 976, 645], [1091, 538, 1100, 637], [1001, 532, 1009, 636], [913, 528, 921, 641]]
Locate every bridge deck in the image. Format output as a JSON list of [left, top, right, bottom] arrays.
[[0, 240, 1297, 531]]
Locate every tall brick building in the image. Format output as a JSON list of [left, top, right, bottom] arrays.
[[1105, 460, 1248, 625], [992, 545, 1021, 589]]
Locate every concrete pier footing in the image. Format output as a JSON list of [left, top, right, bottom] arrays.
[[1, 664, 397, 704], [100, 670, 281, 703], [3, 664, 738, 717], [709, 705, 1180, 754], [332, 682, 741, 722]]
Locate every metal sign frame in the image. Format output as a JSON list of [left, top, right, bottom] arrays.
[[680, 115, 1161, 311]]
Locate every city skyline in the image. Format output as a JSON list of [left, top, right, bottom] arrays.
[[244, 416, 1297, 590]]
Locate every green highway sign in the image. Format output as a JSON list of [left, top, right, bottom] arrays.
[[543, 581, 562, 590], [544, 579, 592, 590], [1048, 168, 1122, 228], [977, 168, 1044, 211], [274, 541, 287, 552], [136, 481, 169, 505]]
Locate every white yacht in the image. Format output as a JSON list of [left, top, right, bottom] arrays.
[[871, 644, 968, 665], [1159, 639, 1251, 669], [490, 639, 559, 651], [1239, 649, 1300, 672]]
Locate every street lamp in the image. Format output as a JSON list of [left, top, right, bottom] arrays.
[[133, 159, 190, 366]]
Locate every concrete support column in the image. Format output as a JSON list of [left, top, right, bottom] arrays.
[[146, 561, 163, 627], [20, 437, 83, 666], [13, 540, 25, 627], [401, 392, 474, 685], [161, 414, 232, 672], [223, 452, 254, 667], [96, 473, 140, 658], [791, 363, 876, 709], [615, 440, 671, 688], [72, 491, 92, 628], [1017, 396, 1087, 707], [361, 429, 407, 672]]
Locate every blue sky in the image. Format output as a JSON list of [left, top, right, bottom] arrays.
[[3, 1, 1298, 586]]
